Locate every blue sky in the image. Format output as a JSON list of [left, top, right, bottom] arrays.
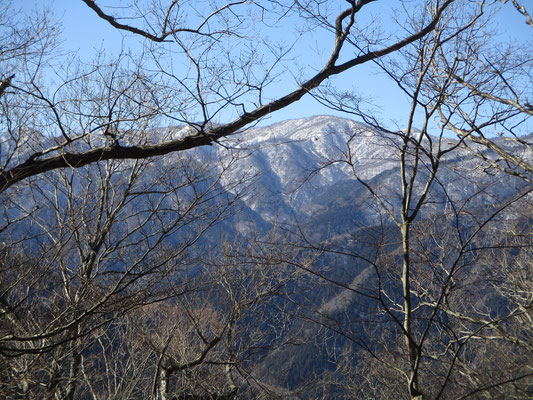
[[19, 1, 532, 129]]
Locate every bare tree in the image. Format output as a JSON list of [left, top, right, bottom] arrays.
[[0, 0, 458, 192], [283, 2, 533, 398], [431, 0, 533, 183], [130, 240, 303, 400], [0, 145, 254, 398]]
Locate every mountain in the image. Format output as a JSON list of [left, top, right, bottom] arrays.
[[184, 115, 528, 239], [214, 116, 398, 222]]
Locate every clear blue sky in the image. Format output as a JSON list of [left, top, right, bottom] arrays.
[[20, 0, 532, 129]]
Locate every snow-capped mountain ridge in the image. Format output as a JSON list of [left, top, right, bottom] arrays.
[[195, 115, 529, 227], [211, 116, 401, 221]]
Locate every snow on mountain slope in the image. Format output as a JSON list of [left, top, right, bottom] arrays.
[[191, 115, 529, 228], [2, 115, 528, 242], [213, 116, 400, 221]]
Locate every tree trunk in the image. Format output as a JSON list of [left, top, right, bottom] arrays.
[[157, 367, 169, 400], [401, 223, 423, 399]]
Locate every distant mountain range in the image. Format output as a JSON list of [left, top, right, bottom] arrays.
[[170, 115, 529, 241]]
